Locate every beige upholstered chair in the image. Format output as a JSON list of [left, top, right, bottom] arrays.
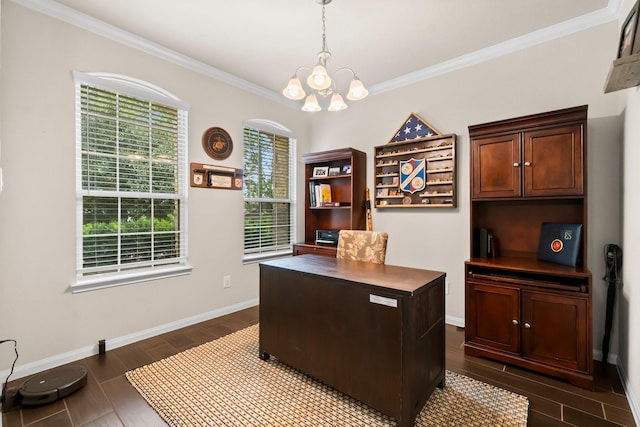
[[336, 230, 388, 264]]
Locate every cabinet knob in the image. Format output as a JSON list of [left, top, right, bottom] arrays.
[[524, 161, 532, 166], [524, 322, 531, 328], [513, 162, 520, 167], [512, 319, 518, 325]]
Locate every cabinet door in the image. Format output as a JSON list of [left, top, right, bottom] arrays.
[[472, 134, 521, 199], [523, 125, 583, 196], [466, 281, 520, 354], [521, 290, 589, 372]]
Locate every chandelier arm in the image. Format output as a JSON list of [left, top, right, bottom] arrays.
[[292, 65, 313, 77], [329, 67, 357, 79]]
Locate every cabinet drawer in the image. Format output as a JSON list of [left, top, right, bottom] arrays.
[[293, 243, 337, 257]]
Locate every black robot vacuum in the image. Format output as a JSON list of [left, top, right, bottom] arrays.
[[2, 365, 87, 411]]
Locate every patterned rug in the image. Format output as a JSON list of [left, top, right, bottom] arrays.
[[127, 324, 528, 426]]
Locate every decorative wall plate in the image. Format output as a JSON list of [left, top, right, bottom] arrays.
[[202, 127, 233, 160]]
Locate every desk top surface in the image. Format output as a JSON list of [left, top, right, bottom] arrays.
[[260, 255, 445, 294]]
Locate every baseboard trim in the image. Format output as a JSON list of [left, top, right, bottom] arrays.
[[617, 361, 640, 426], [445, 315, 465, 328], [0, 298, 259, 383]]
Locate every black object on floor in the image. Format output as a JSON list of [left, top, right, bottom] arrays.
[[2, 365, 87, 411]]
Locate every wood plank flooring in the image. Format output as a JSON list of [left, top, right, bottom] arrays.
[[2, 305, 636, 426]]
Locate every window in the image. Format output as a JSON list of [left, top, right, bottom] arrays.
[[243, 120, 296, 262], [72, 72, 191, 292]]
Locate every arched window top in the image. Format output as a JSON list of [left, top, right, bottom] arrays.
[[72, 71, 190, 110], [243, 118, 296, 139]]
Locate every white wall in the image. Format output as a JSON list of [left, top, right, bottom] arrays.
[[0, 3, 633, 417], [618, 0, 640, 417], [619, 83, 640, 422], [0, 1, 309, 374]]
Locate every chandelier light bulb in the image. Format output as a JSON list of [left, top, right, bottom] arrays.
[[283, 76, 306, 100], [302, 94, 322, 112], [347, 78, 369, 101], [307, 64, 332, 90], [328, 93, 348, 111]]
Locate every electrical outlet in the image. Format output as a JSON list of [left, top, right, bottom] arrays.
[[223, 275, 231, 288], [445, 280, 449, 295]]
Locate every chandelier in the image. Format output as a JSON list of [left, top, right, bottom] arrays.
[[282, 0, 369, 112]]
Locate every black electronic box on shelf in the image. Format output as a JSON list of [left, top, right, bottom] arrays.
[[315, 229, 339, 245]]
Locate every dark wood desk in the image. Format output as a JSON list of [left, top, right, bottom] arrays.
[[259, 255, 445, 427]]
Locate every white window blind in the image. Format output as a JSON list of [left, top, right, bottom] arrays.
[[243, 121, 296, 261], [73, 72, 190, 292]]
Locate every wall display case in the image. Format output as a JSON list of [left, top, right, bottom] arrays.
[[464, 105, 593, 389], [374, 134, 456, 208], [190, 162, 243, 190], [293, 148, 366, 257]]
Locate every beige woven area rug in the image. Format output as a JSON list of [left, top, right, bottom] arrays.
[[127, 324, 528, 426]]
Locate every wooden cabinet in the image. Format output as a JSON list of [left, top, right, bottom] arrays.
[[295, 148, 366, 257], [465, 262, 592, 388], [465, 106, 593, 389], [471, 118, 583, 199]]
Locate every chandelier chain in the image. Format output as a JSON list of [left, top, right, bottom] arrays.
[[321, 3, 328, 53]]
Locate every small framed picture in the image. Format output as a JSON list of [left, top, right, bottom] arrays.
[[377, 188, 389, 197], [342, 164, 351, 175], [618, 2, 639, 58], [328, 166, 341, 176], [193, 173, 204, 185], [312, 166, 329, 178]]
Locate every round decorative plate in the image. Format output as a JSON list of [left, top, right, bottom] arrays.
[[202, 127, 233, 160]]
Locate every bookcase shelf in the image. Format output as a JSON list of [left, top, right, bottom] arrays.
[[293, 148, 366, 257]]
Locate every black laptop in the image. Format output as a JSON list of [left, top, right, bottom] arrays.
[[537, 223, 582, 267]]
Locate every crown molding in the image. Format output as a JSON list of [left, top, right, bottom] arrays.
[[369, 1, 622, 95], [11, 0, 292, 107], [12, 0, 623, 105]]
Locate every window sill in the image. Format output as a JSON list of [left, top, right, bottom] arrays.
[[243, 250, 292, 264], [70, 264, 193, 293]]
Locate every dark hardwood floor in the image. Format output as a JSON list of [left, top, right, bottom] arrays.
[[2, 305, 636, 426]]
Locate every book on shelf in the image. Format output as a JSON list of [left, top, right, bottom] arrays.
[[320, 201, 340, 207], [309, 182, 316, 207], [320, 183, 332, 203]]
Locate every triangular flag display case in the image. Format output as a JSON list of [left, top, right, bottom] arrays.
[[375, 113, 456, 208]]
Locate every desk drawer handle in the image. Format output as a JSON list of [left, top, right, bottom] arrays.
[[524, 323, 531, 329], [512, 319, 518, 325], [513, 162, 520, 167]]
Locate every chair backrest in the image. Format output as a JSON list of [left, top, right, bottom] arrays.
[[336, 230, 388, 264]]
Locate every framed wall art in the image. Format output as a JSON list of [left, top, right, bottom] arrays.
[[618, 1, 639, 58]]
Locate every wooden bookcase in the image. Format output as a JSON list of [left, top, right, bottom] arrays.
[[293, 148, 366, 257], [464, 105, 594, 389], [374, 134, 456, 208]]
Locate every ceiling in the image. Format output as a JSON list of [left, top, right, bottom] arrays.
[[46, 0, 616, 101]]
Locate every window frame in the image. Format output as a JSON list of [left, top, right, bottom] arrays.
[[72, 71, 191, 293], [242, 119, 297, 263]]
